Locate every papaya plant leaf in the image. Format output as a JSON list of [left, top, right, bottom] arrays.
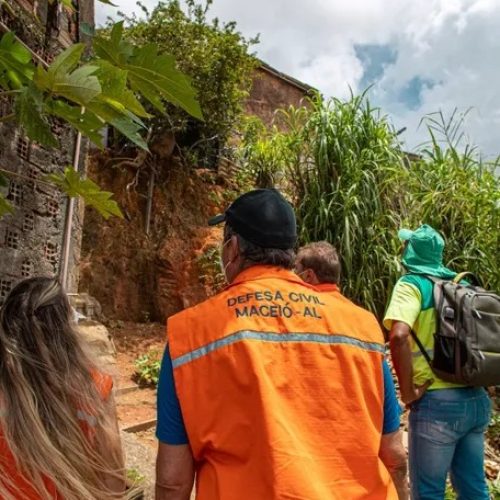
[[0, 194, 14, 217], [94, 61, 150, 118], [0, 32, 34, 89], [47, 99, 105, 147], [46, 43, 84, 78], [34, 44, 101, 105], [35, 63, 101, 105], [46, 168, 123, 219], [15, 85, 58, 147], [93, 24, 202, 119], [86, 100, 148, 149], [108, 115, 148, 150], [128, 44, 202, 119], [93, 22, 130, 66]]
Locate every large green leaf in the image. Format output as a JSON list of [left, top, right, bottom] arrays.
[[0, 32, 34, 89], [45, 42, 83, 78], [128, 45, 202, 118], [93, 22, 203, 119], [47, 167, 123, 219], [94, 61, 150, 118], [108, 115, 148, 150], [93, 22, 130, 67], [15, 85, 58, 147], [34, 44, 101, 105], [47, 100, 105, 147], [96, 0, 117, 5], [86, 100, 148, 150]]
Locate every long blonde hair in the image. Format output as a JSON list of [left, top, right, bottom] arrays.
[[0, 277, 126, 499]]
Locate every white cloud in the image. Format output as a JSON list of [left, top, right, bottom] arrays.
[[96, 0, 500, 156]]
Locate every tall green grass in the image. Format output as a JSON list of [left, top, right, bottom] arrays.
[[240, 93, 500, 318]]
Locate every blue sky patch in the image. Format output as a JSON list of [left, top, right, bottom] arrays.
[[355, 44, 398, 90], [398, 76, 436, 110]]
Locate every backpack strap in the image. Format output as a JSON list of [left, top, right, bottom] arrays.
[[407, 274, 440, 369], [452, 271, 482, 286], [409, 329, 433, 367]]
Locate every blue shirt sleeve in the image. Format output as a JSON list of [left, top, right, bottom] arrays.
[[156, 345, 189, 445], [382, 359, 402, 434]]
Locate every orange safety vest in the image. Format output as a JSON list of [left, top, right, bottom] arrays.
[[167, 265, 397, 500], [0, 370, 112, 499]]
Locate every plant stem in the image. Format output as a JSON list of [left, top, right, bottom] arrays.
[[0, 113, 15, 123], [0, 166, 56, 188], [0, 90, 20, 97]]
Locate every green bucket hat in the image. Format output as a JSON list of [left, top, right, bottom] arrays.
[[398, 224, 456, 278]]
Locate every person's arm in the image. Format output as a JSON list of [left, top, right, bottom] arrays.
[[383, 282, 432, 405], [156, 443, 194, 500], [389, 322, 431, 404], [379, 359, 408, 499], [155, 345, 195, 499], [379, 430, 408, 500]]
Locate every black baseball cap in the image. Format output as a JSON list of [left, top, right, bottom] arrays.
[[208, 189, 297, 249]]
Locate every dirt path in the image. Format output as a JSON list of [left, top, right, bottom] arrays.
[[106, 322, 165, 498]]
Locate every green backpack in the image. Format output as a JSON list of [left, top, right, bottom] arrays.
[[411, 272, 500, 386]]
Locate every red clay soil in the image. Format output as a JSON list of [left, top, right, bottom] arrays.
[[79, 152, 226, 324], [110, 321, 165, 428]]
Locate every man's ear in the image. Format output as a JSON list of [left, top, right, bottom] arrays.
[[306, 269, 319, 285], [228, 234, 240, 261]]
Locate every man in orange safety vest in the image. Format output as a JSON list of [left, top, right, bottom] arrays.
[[155, 189, 398, 500]]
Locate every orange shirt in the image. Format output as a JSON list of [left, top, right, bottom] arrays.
[[0, 370, 112, 499]]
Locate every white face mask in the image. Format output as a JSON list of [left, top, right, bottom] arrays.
[[219, 239, 232, 282]]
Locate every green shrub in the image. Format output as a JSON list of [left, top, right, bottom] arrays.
[[197, 245, 226, 294], [134, 351, 161, 386], [126, 468, 146, 485], [114, 0, 258, 166]]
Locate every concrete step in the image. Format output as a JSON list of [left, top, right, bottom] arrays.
[[122, 419, 157, 434], [116, 384, 140, 397]]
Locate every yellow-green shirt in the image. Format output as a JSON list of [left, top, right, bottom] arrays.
[[383, 274, 464, 390]]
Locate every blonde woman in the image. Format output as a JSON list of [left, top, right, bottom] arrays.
[[0, 277, 126, 499]]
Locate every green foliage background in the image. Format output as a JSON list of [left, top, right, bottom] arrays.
[[240, 93, 500, 318], [115, 0, 258, 166]]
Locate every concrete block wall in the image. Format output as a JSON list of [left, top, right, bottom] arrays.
[[0, 0, 92, 303]]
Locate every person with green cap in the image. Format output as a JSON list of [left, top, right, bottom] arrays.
[[384, 224, 491, 500]]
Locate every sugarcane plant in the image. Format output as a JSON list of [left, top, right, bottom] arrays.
[[240, 92, 500, 318]]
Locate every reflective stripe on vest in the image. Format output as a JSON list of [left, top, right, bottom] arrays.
[[172, 329, 386, 369]]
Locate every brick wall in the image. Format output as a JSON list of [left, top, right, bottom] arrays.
[[245, 65, 313, 128]]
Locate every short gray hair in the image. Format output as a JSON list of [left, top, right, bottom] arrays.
[[224, 224, 295, 269]]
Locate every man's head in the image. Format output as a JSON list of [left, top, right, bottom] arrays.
[[209, 189, 297, 283], [295, 241, 340, 286]]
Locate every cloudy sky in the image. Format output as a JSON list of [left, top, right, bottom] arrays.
[[96, 0, 500, 157]]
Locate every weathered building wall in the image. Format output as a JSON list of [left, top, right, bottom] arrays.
[[0, 0, 92, 304], [245, 64, 313, 127]]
